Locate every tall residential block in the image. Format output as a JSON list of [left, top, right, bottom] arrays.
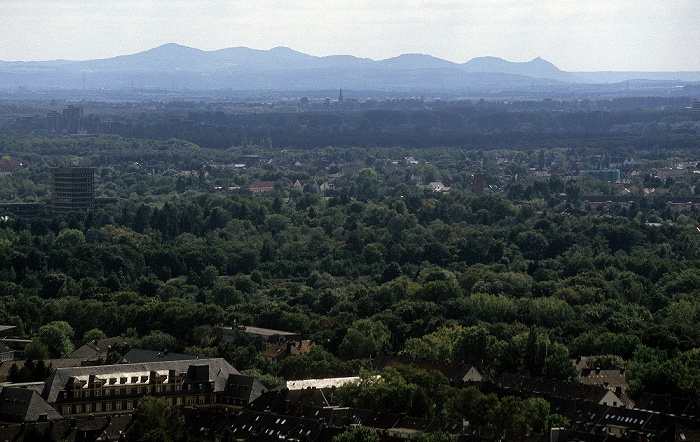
[[52, 166, 95, 215], [473, 173, 485, 196]]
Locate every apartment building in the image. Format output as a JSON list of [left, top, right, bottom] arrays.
[[51, 166, 95, 215]]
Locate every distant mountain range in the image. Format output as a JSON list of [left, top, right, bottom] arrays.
[[1, 43, 699, 94]]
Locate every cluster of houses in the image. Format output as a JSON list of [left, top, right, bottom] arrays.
[[0, 324, 699, 441], [215, 325, 314, 364]]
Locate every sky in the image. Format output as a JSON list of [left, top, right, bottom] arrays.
[[0, 0, 698, 71]]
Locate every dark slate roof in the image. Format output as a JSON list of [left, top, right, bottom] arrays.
[[8, 414, 135, 442], [120, 348, 214, 364], [228, 409, 342, 442], [224, 374, 267, 404], [0, 386, 62, 422], [0, 424, 22, 441], [363, 411, 401, 430], [184, 408, 233, 441], [496, 373, 581, 398], [43, 358, 238, 403], [635, 393, 700, 419]]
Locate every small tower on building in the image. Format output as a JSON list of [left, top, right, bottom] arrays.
[[338, 88, 343, 102]]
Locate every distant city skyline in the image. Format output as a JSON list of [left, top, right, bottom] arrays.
[[1, 0, 698, 72]]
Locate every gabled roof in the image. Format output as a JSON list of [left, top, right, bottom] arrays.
[[578, 367, 629, 392], [69, 336, 127, 359], [43, 358, 238, 403]]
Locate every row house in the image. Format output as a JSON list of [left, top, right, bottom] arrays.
[[42, 358, 240, 417]]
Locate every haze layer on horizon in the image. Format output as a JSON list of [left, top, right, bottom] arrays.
[[1, 0, 698, 72]]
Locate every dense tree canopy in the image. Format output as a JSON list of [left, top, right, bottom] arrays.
[[0, 102, 699, 423]]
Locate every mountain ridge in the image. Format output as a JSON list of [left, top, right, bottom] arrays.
[[1, 43, 699, 91]]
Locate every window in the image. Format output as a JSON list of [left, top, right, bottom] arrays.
[[176, 385, 182, 392], [116, 402, 122, 411], [86, 404, 92, 413], [199, 396, 205, 405], [75, 405, 82, 414], [176, 397, 183, 405], [62, 405, 71, 415], [115, 388, 120, 395], [127, 401, 133, 410], [126, 387, 131, 394], [96, 389, 101, 397], [156, 385, 161, 393], [106, 402, 112, 411], [137, 387, 142, 394], [167, 398, 173, 405], [95, 403, 102, 412], [210, 395, 216, 404]]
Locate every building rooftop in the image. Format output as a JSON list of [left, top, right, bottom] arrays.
[[43, 358, 238, 403], [120, 348, 213, 364]]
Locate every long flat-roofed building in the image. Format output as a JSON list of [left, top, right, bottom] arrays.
[[51, 166, 95, 215]]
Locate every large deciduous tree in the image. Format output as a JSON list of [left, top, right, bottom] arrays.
[[127, 396, 186, 442]]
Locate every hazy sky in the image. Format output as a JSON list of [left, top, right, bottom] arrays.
[[1, 0, 698, 71]]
